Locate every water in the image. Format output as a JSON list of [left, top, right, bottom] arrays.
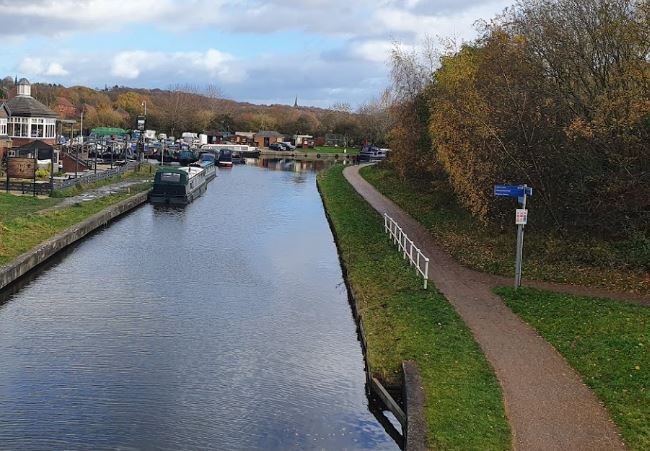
[[0, 162, 399, 450]]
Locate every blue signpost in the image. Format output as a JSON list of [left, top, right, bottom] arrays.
[[494, 184, 533, 288]]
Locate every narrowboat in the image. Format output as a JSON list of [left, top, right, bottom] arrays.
[[149, 166, 208, 205]]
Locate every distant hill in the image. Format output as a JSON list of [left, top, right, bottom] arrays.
[[0, 77, 365, 141]]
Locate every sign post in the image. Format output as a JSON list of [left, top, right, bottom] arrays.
[[494, 184, 532, 289]]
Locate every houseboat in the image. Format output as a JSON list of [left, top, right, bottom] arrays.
[[149, 166, 208, 205]]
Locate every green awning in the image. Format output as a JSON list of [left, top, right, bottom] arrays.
[[90, 127, 129, 137]]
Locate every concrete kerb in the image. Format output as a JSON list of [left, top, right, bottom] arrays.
[[0, 191, 149, 291], [316, 175, 427, 450]]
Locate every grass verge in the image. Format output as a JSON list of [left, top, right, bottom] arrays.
[[0, 193, 61, 223], [497, 287, 649, 450], [360, 165, 649, 294], [0, 184, 150, 266], [318, 165, 510, 450]]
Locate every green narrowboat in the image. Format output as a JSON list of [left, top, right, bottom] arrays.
[[149, 166, 208, 205]]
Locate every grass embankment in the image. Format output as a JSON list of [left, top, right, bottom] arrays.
[[318, 166, 510, 450], [0, 183, 150, 266], [360, 165, 649, 294], [497, 288, 649, 450]]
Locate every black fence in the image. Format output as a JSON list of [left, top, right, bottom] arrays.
[[52, 161, 138, 190], [5, 182, 52, 196]]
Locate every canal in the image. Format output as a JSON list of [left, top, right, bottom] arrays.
[[0, 161, 399, 450]]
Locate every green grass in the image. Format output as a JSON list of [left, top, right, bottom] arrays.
[[318, 165, 510, 450], [360, 165, 649, 294], [0, 193, 61, 223], [0, 183, 150, 266], [497, 287, 650, 450]]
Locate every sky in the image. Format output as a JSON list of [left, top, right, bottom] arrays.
[[0, 0, 512, 108]]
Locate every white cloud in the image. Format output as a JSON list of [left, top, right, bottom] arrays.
[[18, 57, 45, 75], [17, 57, 69, 77], [350, 40, 396, 64], [111, 49, 242, 83], [45, 62, 69, 76], [2, 0, 513, 107]]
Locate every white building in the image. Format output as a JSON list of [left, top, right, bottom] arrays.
[[4, 78, 57, 147]]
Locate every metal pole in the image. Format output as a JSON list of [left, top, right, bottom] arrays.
[[514, 225, 524, 288], [514, 187, 527, 289]]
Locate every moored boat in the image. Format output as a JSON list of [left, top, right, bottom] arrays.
[[218, 149, 233, 167], [193, 153, 217, 181], [149, 166, 209, 205], [358, 145, 390, 162]]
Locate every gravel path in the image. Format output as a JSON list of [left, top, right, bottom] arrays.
[[344, 164, 627, 451]]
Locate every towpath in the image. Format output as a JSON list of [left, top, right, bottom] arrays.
[[344, 164, 627, 451], [39, 179, 151, 214]]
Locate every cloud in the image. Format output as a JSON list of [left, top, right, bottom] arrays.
[[350, 40, 397, 64], [18, 57, 69, 77], [2, 0, 513, 107], [45, 62, 69, 76], [18, 57, 44, 75], [111, 49, 242, 83]]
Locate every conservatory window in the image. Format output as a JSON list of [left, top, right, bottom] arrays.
[[31, 118, 44, 138], [9, 117, 28, 137], [45, 119, 56, 138]]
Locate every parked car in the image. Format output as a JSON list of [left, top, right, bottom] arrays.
[[269, 143, 284, 151], [280, 142, 296, 150]]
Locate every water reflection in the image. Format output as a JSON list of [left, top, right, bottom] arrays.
[[0, 164, 398, 450]]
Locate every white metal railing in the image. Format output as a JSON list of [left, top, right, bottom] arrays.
[[384, 213, 430, 289]]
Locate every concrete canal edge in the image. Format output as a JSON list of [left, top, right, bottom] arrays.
[[316, 176, 428, 451], [0, 191, 149, 291]]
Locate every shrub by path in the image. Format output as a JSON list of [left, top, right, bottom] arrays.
[[344, 164, 625, 450]]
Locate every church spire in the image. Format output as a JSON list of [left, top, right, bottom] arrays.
[[293, 96, 298, 108]]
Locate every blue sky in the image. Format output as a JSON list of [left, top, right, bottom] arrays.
[[0, 0, 511, 108]]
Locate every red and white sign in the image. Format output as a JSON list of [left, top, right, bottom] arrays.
[[515, 209, 528, 225]]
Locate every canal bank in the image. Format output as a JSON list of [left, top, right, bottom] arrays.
[[0, 188, 150, 290], [317, 166, 511, 450]]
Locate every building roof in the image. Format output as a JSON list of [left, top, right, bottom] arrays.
[[15, 139, 53, 152], [5, 95, 57, 118], [0, 103, 8, 119], [256, 130, 283, 138]]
